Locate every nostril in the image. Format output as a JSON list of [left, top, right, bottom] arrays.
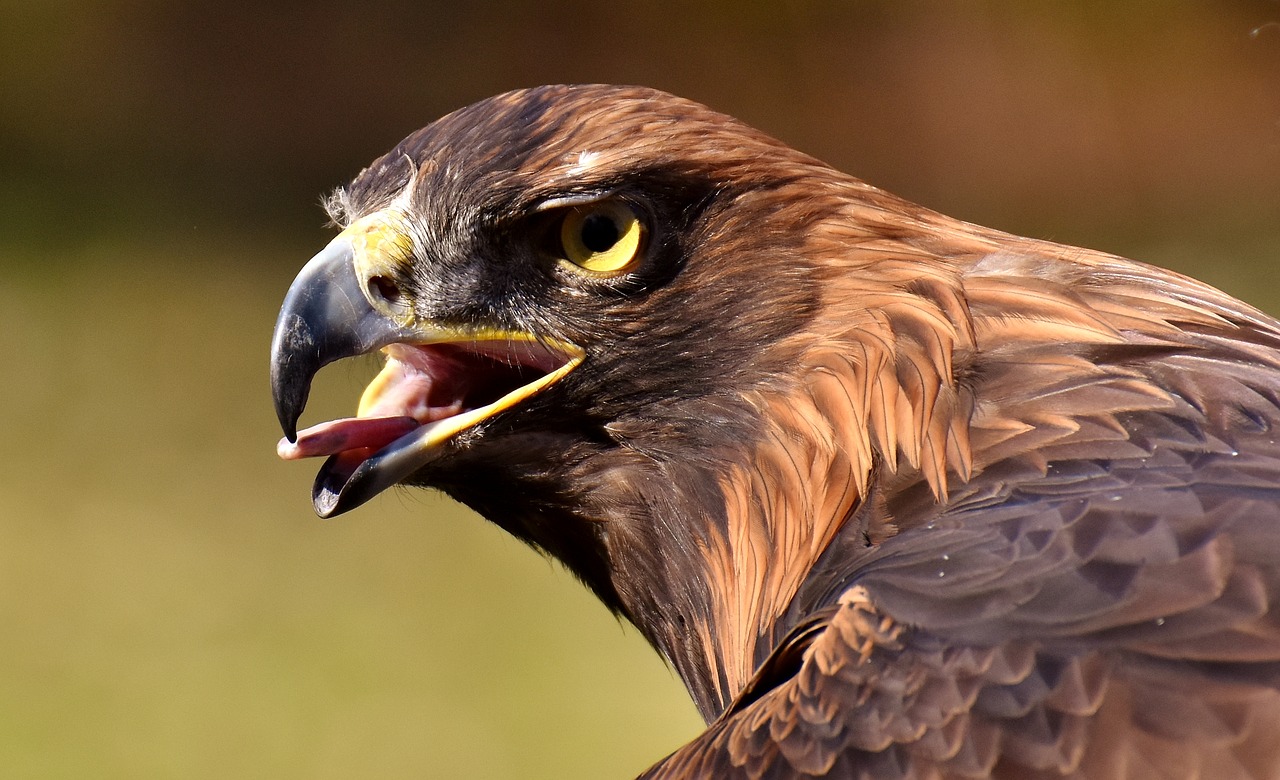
[[368, 275, 403, 306]]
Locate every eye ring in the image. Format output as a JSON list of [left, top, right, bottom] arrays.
[[557, 201, 644, 274]]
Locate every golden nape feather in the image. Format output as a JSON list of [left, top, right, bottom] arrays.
[[270, 84, 1280, 778]]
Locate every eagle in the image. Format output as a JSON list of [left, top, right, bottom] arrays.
[[270, 85, 1280, 778]]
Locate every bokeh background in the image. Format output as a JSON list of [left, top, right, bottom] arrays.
[[2, 2, 1278, 778]]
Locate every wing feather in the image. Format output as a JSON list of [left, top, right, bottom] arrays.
[[643, 279, 1280, 778]]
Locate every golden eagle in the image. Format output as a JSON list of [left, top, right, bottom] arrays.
[[271, 85, 1280, 778]]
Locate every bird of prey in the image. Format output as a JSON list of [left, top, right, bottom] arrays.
[[270, 85, 1280, 778]]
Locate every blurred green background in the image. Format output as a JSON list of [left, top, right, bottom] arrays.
[[1, 2, 1278, 778]]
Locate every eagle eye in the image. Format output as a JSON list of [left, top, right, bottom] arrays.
[[558, 201, 643, 274]]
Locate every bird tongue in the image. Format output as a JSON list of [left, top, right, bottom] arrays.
[[274, 340, 544, 463], [277, 416, 421, 460], [276, 342, 471, 461]]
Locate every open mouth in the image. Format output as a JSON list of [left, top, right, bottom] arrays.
[[269, 208, 587, 517], [277, 336, 583, 516]]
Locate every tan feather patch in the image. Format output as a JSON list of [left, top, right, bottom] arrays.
[[685, 225, 1265, 706]]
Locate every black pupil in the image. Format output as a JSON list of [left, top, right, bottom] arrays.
[[580, 213, 620, 253]]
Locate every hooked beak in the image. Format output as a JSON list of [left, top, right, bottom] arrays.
[[270, 225, 414, 442], [270, 211, 582, 518]]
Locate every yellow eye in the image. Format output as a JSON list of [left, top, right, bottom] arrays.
[[558, 201, 643, 274]]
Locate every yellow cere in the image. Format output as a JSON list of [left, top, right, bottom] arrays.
[[559, 201, 643, 274], [343, 209, 416, 317], [345, 209, 415, 270]]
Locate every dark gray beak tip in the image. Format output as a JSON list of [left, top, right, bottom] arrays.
[[269, 236, 408, 446], [312, 455, 376, 518], [312, 470, 343, 518], [270, 310, 320, 442]]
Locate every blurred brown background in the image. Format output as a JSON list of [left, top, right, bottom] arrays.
[[2, 2, 1278, 778]]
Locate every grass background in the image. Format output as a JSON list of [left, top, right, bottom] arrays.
[[0, 240, 705, 778], [1, 3, 1278, 778]]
